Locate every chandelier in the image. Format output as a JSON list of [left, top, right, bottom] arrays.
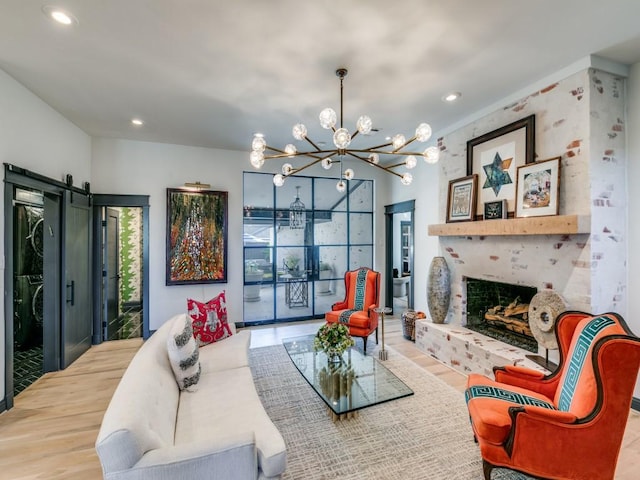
[[250, 68, 440, 191], [289, 186, 306, 229]]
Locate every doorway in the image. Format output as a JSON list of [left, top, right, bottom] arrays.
[[12, 189, 44, 395], [92, 195, 150, 342], [384, 200, 415, 315]]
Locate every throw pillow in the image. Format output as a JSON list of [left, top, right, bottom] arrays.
[[187, 291, 232, 347], [167, 315, 201, 391]]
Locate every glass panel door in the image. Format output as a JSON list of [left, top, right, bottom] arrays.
[[243, 173, 373, 326]]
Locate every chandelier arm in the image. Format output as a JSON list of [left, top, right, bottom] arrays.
[[392, 135, 418, 153], [303, 136, 324, 151], [265, 151, 326, 160], [344, 152, 403, 179], [386, 162, 408, 169], [286, 154, 334, 176], [348, 149, 422, 156], [366, 141, 394, 150]]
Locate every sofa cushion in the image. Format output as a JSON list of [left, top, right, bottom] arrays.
[[175, 366, 287, 478], [188, 291, 233, 346], [199, 329, 251, 373], [465, 373, 557, 445], [167, 314, 201, 391], [96, 317, 180, 473]]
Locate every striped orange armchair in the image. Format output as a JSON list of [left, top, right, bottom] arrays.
[[325, 267, 380, 354], [465, 311, 640, 480]]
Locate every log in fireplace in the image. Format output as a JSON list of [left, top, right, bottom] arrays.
[[465, 277, 538, 352]]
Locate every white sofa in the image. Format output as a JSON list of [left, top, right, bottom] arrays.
[[95, 314, 287, 480]]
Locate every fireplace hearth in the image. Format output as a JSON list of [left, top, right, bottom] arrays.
[[465, 278, 538, 353]]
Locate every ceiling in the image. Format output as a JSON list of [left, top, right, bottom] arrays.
[[2, 0, 640, 155]]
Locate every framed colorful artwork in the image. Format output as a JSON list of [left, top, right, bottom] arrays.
[[166, 188, 228, 285], [467, 115, 535, 218], [515, 157, 561, 218], [446, 174, 478, 223]]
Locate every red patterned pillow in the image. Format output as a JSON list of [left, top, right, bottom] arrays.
[[187, 291, 232, 346]]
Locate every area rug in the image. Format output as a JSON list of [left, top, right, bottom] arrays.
[[249, 345, 531, 480]]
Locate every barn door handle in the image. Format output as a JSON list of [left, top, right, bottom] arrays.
[[66, 280, 75, 306]]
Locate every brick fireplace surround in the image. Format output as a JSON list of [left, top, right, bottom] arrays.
[[415, 66, 627, 377]]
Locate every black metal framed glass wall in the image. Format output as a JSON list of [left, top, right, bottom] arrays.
[[243, 172, 374, 326]]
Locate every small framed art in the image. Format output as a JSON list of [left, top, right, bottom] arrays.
[[483, 199, 507, 220], [446, 174, 478, 223], [515, 157, 561, 218]]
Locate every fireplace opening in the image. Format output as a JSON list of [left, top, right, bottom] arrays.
[[465, 278, 538, 353]]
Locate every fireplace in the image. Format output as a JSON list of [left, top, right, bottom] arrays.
[[465, 278, 538, 353]]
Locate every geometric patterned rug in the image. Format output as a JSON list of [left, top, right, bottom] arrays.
[[249, 345, 531, 480]]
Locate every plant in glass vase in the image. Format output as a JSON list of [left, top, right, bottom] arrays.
[[313, 323, 355, 363]]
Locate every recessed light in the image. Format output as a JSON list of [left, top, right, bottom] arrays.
[[442, 91, 462, 102], [42, 5, 78, 26], [131, 118, 144, 126]]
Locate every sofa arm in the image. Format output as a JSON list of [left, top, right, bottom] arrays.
[[121, 431, 257, 480]]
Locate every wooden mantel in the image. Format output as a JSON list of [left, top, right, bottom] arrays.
[[428, 214, 590, 237]]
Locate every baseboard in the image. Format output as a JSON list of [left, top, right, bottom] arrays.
[[632, 396, 640, 412], [0, 397, 6, 414]]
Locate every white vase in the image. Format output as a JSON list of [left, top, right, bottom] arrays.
[[427, 257, 450, 324]]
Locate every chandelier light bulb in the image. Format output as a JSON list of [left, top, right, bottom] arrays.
[[369, 153, 379, 164], [284, 144, 297, 156], [405, 155, 417, 169], [401, 172, 413, 185], [319, 108, 337, 129], [423, 145, 440, 164], [273, 174, 285, 187], [292, 123, 307, 140], [321, 158, 333, 170], [333, 128, 351, 149], [336, 179, 347, 193], [252, 135, 266, 152], [392, 134, 406, 150], [356, 115, 373, 134], [343, 168, 355, 180], [415, 123, 432, 142], [282, 163, 293, 175], [250, 150, 265, 169]]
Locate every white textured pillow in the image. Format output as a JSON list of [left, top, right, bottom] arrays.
[[167, 315, 201, 391]]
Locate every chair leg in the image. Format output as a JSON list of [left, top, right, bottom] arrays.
[[482, 460, 493, 480], [362, 337, 367, 354], [375, 327, 379, 344]]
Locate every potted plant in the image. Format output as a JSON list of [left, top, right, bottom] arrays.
[[283, 254, 301, 276], [318, 261, 333, 295], [243, 261, 264, 302], [313, 323, 355, 363]]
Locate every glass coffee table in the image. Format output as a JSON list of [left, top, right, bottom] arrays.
[[282, 335, 413, 421]]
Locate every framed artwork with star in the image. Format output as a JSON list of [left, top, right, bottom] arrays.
[[466, 115, 535, 218]]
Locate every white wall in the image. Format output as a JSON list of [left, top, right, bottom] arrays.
[[388, 158, 441, 315], [0, 68, 91, 402], [91, 138, 392, 332], [627, 62, 640, 398]]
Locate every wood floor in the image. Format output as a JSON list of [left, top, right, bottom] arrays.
[[1, 318, 639, 479]]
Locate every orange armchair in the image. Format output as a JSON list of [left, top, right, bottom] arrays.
[[325, 267, 380, 354], [465, 311, 640, 480]]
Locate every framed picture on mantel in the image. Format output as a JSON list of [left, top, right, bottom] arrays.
[[467, 115, 535, 218], [446, 174, 478, 223], [515, 157, 561, 218]]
